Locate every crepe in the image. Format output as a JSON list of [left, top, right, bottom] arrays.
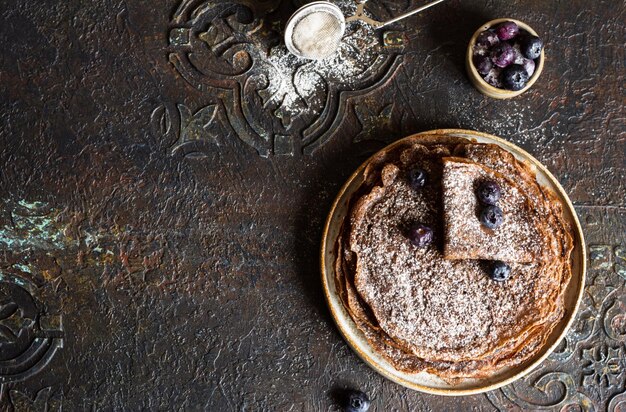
[[441, 157, 544, 262], [334, 136, 573, 381]]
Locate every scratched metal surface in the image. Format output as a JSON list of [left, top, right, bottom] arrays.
[[0, 0, 624, 410]]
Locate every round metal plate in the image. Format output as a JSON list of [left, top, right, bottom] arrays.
[[320, 129, 586, 396]]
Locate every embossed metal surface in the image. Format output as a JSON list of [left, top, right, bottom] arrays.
[[0, 0, 624, 410]]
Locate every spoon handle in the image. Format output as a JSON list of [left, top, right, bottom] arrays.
[[346, 0, 445, 28], [346, 2, 383, 27], [381, 0, 446, 27]]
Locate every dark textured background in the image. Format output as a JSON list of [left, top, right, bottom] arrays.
[[0, 0, 624, 410]]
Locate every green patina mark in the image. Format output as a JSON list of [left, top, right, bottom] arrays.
[[84, 231, 99, 248], [0, 272, 27, 287], [83, 231, 114, 256], [169, 27, 190, 46], [16, 199, 48, 210], [383, 31, 406, 48], [12, 264, 31, 273], [13, 277, 27, 287], [1, 200, 118, 262], [0, 200, 70, 251]]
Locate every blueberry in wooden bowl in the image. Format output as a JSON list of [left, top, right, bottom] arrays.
[[466, 18, 545, 99]]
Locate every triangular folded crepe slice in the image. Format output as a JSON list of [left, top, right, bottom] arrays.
[[441, 157, 544, 263]]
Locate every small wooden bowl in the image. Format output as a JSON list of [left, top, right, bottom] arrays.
[[466, 18, 545, 99]]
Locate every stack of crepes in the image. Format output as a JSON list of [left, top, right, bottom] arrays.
[[334, 135, 573, 381]]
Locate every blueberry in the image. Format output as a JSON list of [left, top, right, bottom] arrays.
[[490, 43, 515, 68], [343, 390, 370, 412], [476, 181, 502, 205], [480, 205, 503, 229], [502, 64, 529, 91], [483, 69, 502, 88], [521, 58, 536, 77], [521, 35, 543, 59], [511, 44, 525, 65], [495, 21, 519, 41], [473, 55, 492, 75], [476, 30, 499, 47], [489, 260, 512, 282], [407, 224, 434, 248], [407, 168, 427, 189]]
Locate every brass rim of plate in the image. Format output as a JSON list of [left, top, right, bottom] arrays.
[[320, 129, 586, 396], [466, 18, 546, 99]]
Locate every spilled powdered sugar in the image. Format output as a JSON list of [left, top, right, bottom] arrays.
[[260, 0, 378, 114]]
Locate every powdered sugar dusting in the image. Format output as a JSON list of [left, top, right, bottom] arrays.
[[348, 146, 555, 362], [441, 158, 543, 262], [261, 0, 378, 114]]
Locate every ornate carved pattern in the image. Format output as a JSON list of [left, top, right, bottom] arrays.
[[353, 102, 398, 143], [8, 387, 61, 412], [0, 273, 63, 399], [487, 243, 626, 411], [151, 103, 223, 158], [582, 346, 623, 389], [163, 0, 407, 157], [487, 372, 595, 411]]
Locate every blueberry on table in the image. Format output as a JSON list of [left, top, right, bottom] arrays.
[[476, 181, 502, 205], [407, 224, 434, 248], [476, 30, 499, 47], [490, 43, 515, 68], [473, 55, 493, 76], [502, 64, 529, 90], [489, 260, 512, 281], [407, 168, 427, 189], [343, 390, 370, 412], [521, 35, 543, 59], [495, 21, 519, 40], [480, 205, 503, 229]]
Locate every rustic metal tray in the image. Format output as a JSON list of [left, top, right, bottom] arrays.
[[321, 129, 586, 395]]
